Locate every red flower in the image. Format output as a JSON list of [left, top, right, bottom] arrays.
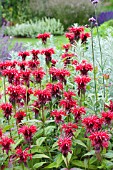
[[76, 60, 93, 75], [18, 125, 37, 143], [59, 99, 77, 113], [2, 69, 18, 84], [18, 51, 30, 61], [14, 111, 26, 124], [71, 106, 86, 123], [17, 61, 28, 70], [58, 137, 72, 157], [89, 131, 110, 152], [82, 115, 103, 134], [63, 90, 76, 100], [32, 67, 45, 83], [46, 82, 63, 98], [62, 44, 71, 52], [31, 49, 40, 60], [0, 136, 14, 154], [28, 60, 40, 70], [16, 147, 32, 163], [68, 26, 84, 41], [65, 32, 75, 44], [101, 111, 113, 125], [21, 70, 31, 87], [22, 88, 33, 104], [1, 103, 12, 120], [51, 59, 57, 67], [36, 33, 51, 44], [34, 88, 51, 105], [105, 100, 113, 111], [41, 48, 55, 66], [51, 110, 66, 123], [7, 85, 25, 104], [74, 75, 91, 95], [62, 123, 78, 137], [72, 60, 78, 65], [80, 32, 90, 43]]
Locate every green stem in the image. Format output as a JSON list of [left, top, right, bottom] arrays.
[[3, 77, 6, 103], [8, 119, 12, 138], [90, 26, 98, 113], [66, 156, 69, 169], [42, 105, 45, 136], [21, 163, 24, 170]]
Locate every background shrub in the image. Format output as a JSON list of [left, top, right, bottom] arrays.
[[5, 18, 64, 37]]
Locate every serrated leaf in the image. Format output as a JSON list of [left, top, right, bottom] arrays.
[[33, 162, 46, 169], [36, 137, 46, 146], [32, 154, 50, 159]]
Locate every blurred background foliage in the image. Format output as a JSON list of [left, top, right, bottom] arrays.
[[0, 0, 113, 30]]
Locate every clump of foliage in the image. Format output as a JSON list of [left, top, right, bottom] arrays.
[[5, 17, 64, 37]]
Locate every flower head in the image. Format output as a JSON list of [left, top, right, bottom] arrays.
[[18, 125, 37, 143], [71, 106, 86, 123], [0, 129, 2, 138], [101, 111, 113, 125], [16, 147, 32, 163], [0, 136, 14, 154], [61, 53, 74, 66], [36, 33, 51, 44], [89, 131, 110, 153], [1, 103, 12, 120], [32, 67, 45, 83], [41, 48, 55, 66], [31, 49, 40, 60], [2, 69, 18, 84], [68, 26, 84, 41], [14, 111, 26, 124], [28, 60, 40, 70], [62, 123, 78, 137], [18, 51, 30, 61], [76, 60, 93, 75], [65, 32, 75, 44], [51, 110, 66, 123], [62, 44, 71, 52], [58, 137, 72, 157], [59, 99, 77, 113], [105, 100, 113, 111], [80, 32, 90, 44], [32, 101, 41, 119]]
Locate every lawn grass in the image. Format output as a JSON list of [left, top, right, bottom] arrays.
[[12, 36, 69, 49]]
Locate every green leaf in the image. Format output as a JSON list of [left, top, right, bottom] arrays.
[[12, 138, 23, 149], [62, 152, 72, 167], [44, 162, 57, 169], [52, 141, 58, 148], [33, 162, 46, 169], [103, 151, 113, 159], [82, 150, 95, 157], [45, 126, 56, 135], [74, 139, 87, 148], [56, 153, 63, 168], [36, 137, 46, 146], [32, 154, 50, 159], [72, 160, 97, 169]]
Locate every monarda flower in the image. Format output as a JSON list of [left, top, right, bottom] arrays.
[[1, 103, 12, 120], [18, 125, 37, 143], [17, 61, 28, 70], [36, 32, 51, 44], [58, 137, 72, 157], [41, 48, 55, 66], [65, 32, 75, 44], [14, 111, 26, 124], [32, 67, 45, 83], [59, 99, 77, 113], [0, 128, 2, 137], [76, 60, 93, 75], [51, 110, 66, 123], [28, 60, 40, 70], [82, 115, 103, 134], [32, 101, 41, 119], [18, 51, 30, 61], [71, 106, 86, 123], [22, 88, 33, 104], [7, 85, 25, 104], [105, 100, 113, 111], [46, 82, 63, 98], [34, 88, 51, 105], [16, 147, 32, 163], [74, 75, 91, 95], [31, 49, 40, 60], [80, 32, 90, 44], [68, 26, 84, 41], [61, 53, 74, 66], [63, 90, 76, 100], [2, 69, 18, 84], [62, 44, 71, 52], [89, 131, 110, 153], [0, 136, 14, 154], [62, 123, 78, 137], [101, 111, 113, 125], [21, 70, 31, 87], [51, 59, 57, 67]]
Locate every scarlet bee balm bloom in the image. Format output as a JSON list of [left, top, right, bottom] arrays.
[[18, 125, 37, 143], [0, 136, 14, 154], [62, 123, 78, 137], [18, 51, 30, 61], [14, 111, 26, 124], [76, 60, 93, 75], [51, 110, 66, 123], [16, 147, 32, 163], [36, 33, 51, 44], [1, 103, 12, 120]]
